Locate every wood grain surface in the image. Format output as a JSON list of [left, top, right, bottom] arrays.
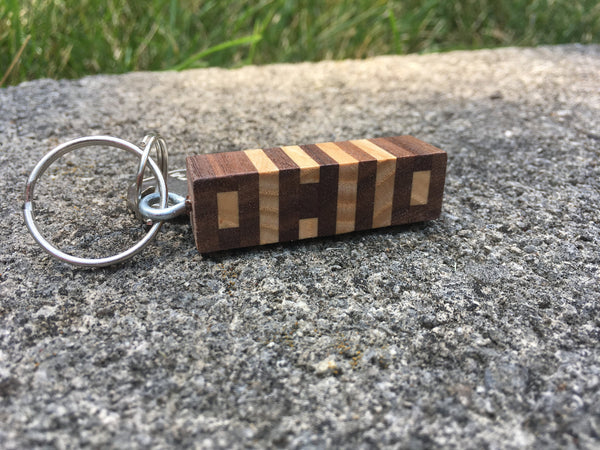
[[186, 135, 447, 253]]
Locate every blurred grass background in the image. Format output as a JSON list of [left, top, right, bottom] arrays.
[[1, 0, 599, 86]]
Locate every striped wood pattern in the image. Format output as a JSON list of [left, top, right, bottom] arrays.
[[314, 141, 358, 234], [350, 139, 397, 228], [244, 149, 279, 244], [186, 135, 447, 253]]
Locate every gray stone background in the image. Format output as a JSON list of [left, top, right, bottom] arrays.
[[0, 45, 599, 448]]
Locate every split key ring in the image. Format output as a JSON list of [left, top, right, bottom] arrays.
[[23, 135, 169, 268]]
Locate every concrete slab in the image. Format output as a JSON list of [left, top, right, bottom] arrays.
[[1, 45, 599, 448]]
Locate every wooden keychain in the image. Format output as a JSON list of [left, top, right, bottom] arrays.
[[24, 134, 447, 267]]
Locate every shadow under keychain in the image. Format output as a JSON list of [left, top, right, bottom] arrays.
[[24, 133, 447, 267]]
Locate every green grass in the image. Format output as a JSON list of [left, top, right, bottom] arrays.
[[1, 0, 599, 86]]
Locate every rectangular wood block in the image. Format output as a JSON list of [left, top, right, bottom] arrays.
[[186, 135, 447, 253]]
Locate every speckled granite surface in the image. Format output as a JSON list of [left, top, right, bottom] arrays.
[[1, 45, 599, 448]]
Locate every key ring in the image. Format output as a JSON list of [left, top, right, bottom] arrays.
[[132, 133, 188, 222], [134, 132, 168, 217], [23, 136, 168, 267]]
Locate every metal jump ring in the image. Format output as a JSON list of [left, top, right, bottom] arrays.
[[139, 191, 188, 221], [134, 133, 168, 213], [23, 136, 168, 267]]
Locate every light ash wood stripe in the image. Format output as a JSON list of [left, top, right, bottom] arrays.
[[350, 139, 396, 228], [245, 149, 279, 244], [298, 217, 319, 239], [216, 191, 239, 229], [316, 141, 358, 234], [281, 145, 320, 184], [410, 170, 431, 206]]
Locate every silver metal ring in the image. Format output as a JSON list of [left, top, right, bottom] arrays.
[[134, 133, 168, 213], [23, 136, 168, 267]]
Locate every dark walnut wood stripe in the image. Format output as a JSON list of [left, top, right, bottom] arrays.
[[186, 135, 447, 253], [262, 147, 300, 243], [300, 144, 338, 237], [387, 135, 445, 157], [186, 154, 219, 252]]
